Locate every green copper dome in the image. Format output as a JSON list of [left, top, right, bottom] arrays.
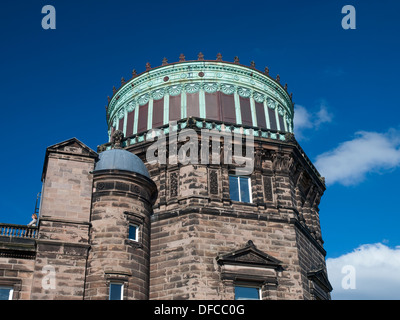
[[106, 54, 294, 142]]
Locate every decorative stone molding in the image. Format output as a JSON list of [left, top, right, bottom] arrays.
[[271, 152, 294, 174], [203, 82, 218, 93], [169, 171, 179, 198], [112, 130, 124, 149], [253, 91, 265, 103], [209, 170, 219, 195], [216, 240, 283, 285], [237, 86, 251, 98], [220, 83, 236, 95], [263, 176, 273, 202], [267, 97, 276, 109], [168, 84, 182, 96]]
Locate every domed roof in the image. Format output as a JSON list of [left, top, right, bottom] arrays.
[[94, 148, 150, 178], [106, 54, 294, 141]]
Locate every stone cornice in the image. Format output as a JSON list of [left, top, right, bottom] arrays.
[[97, 117, 325, 190]]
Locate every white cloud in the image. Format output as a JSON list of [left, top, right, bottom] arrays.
[[326, 243, 400, 300], [293, 105, 312, 130], [315, 105, 332, 127], [314, 130, 400, 186], [293, 104, 333, 139]]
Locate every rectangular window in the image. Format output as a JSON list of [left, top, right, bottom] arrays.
[[186, 92, 200, 118], [137, 103, 148, 133], [169, 95, 181, 122], [109, 283, 123, 300], [278, 114, 285, 132], [129, 224, 139, 241], [229, 175, 252, 203], [152, 98, 164, 128], [0, 287, 13, 300], [268, 108, 277, 130], [234, 286, 261, 300], [221, 93, 236, 124], [126, 110, 135, 137], [118, 117, 124, 133], [240, 97, 253, 126], [205, 92, 221, 121], [254, 102, 266, 128]]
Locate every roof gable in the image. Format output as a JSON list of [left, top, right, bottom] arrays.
[[42, 138, 98, 181], [307, 267, 333, 293], [46, 138, 98, 157], [216, 240, 282, 269]]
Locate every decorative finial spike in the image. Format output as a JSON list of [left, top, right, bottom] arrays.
[[284, 83, 288, 90], [250, 61, 256, 68], [197, 52, 204, 61], [216, 53, 222, 61], [264, 66, 269, 75], [162, 57, 168, 66], [145, 62, 151, 71], [234, 56, 239, 64], [121, 77, 125, 85], [290, 92, 293, 99], [132, 69, 137, 77], [276, 74, 280, 83], [179, 53, 185, 62], [246, 240, 255, 247], [112, 86, 117, 94], [107, 96, 111, 103]]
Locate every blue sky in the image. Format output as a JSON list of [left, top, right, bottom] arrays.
[[1, 1, 400, 299]]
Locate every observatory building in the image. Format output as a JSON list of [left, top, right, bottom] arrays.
[[0, 54, 332, 300]]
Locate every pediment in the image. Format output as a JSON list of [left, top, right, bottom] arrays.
[[46, 138, 98, 157], [216, 240, 282, 269], [307, 267, 333, 292], [42, 138, 98, 181]]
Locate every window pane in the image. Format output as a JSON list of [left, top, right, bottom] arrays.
[[205, 92, 221, 121], [255, 102, 266, 128], [137, 103, 148, 133], [229, 176, 239, 201], [0, 287, 13, 300], [278, 114, 285, 132], [129, 225, 138, 241], [169, 95, 181, 122], [221, 93, 236, 124], [268, 108, 277, 130], [239, 177, 251, 203], [126, 110, 135, 137], [109, 283, 123, 300], [152, 98, 164, 128], [240, 97, 253, 126], [235, 286, 260, 300], [186, 92, 200, 118]]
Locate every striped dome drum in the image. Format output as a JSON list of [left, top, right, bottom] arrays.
[[106, 54, 294, 143]]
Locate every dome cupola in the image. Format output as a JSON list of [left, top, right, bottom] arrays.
[[106, 53, 294, 144]]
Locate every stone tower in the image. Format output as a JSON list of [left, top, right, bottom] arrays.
[[100, 54, 332, 300], [85, 147, 157, 299]]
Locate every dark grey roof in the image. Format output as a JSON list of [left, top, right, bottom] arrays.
[[94, 148, 150, 178]]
